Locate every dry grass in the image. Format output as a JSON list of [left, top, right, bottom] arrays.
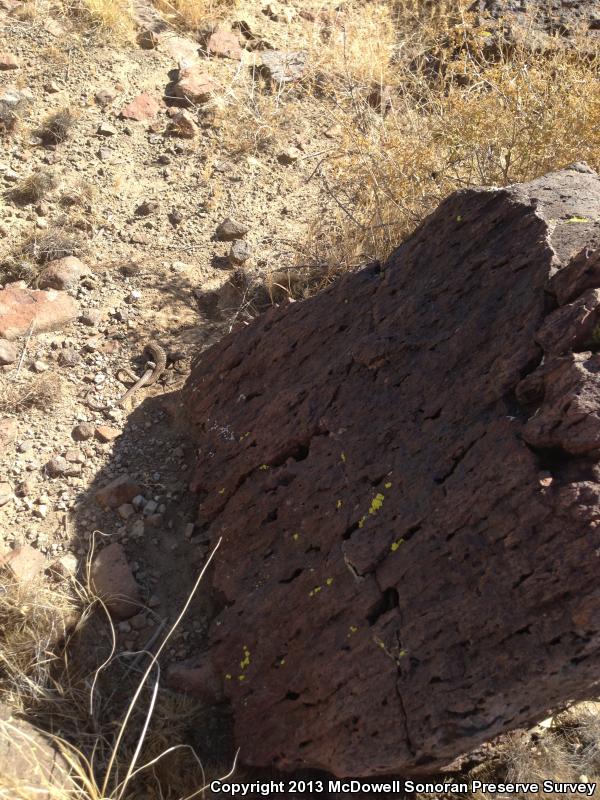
[[17, 228, 83, 264], [59, 0, 136, 40], [0, 570, 80, 709], [37, 108, 77, 146], [0, 373, 63, 413], [10, 171, 57, 205], [0, 540, 229, 799], [152, 0, 238, 31], [444, 705, 600, 800], [304, 2, 600, 271], [59, 180, 95, 210]]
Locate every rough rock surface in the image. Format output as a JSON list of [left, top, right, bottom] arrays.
[[172, 67, 217, 104], [0, 282, 79, 339], [119, 92, 161, 121], [37, 256, 88, 293], [0, 704, 70, 798], [182, 164, 600, 776], [91, 542, 141, 620]]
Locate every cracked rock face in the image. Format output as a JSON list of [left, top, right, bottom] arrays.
[[182, 164, 600, 776]]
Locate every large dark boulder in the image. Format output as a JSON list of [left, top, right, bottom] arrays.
[[181, 164, 600, 776]]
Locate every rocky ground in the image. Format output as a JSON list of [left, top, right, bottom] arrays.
[[0, 0, 344, 691]]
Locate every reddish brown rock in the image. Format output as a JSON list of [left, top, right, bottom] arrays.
[[0, 283, 78, 340], [95, 425, 120, 442], [37, 256, 88, 293], [120, 93, 161, 122], [95, 474, 141, 510], [167, 661, 223, 700], [181, 164, 600, 776], [172, 68, 218, 104], [207, 26, 242, 60], [91, 543, 140, 620]]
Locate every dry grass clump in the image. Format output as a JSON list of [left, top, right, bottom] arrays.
[[18, 228, 83, 264], [308, 1, 397, 89], [452, 705, 600, 800], [37, 108, 76, 145], [0, 373, 63, 413], [59, 0, 135, 43], [0, 104, 20, 136], [0, 570, 79, 709], [59, 180, 95, 210], [10, 171, 57, 205], [0, 541, 230, 799], [153, 0, 238, 31], [304, 4, 600, 272]]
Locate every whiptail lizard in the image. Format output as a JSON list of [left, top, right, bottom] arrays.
[[117, 341, 167, 407]]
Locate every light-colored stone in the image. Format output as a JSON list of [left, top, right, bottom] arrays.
[[161, 36, 200, 68], [0, 704, 70, 798], [97, 121, 117, 136], [0, 418, 17, 450], [0, 53, 19, 70], [0, 482, 12, 507], [0, 338, 18, 365], [229, 239, 252, 265], [261, 50, 307, 83]]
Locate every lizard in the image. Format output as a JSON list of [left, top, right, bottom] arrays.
[[117, 341, 167, 407]]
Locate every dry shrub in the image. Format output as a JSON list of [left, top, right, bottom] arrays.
[[308, 1, 397, 88], [59, 180, 95, 209], [10, 171, 57, 205], [152, 0, 237, 31], [447, 705, 600, 800], [59, 0, 136, 39], [0, 373, 63, 413], [0, 541, 229, 800], [0, 570, 79, 709], [37, 108, 76, 145], [0, 104, 19, 136], [305, 4, 600, 273], [18, 228, 82, 264]]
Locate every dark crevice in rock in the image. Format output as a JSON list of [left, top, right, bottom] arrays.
[[279, 568, 304, 585], [367, 587, 399, 626]]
